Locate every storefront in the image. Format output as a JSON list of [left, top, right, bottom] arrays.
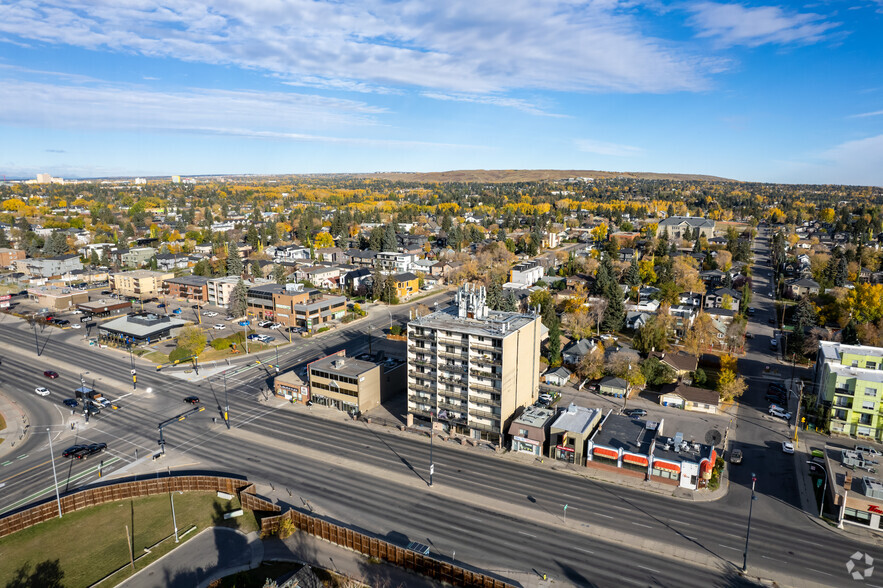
[[592, 445, 619, 467], [555, 444, 576, 463], [622, 452, 649, 475], [651, 459, 681, 482], [310, 392, 357, 414], [512, 435, 541, 456]]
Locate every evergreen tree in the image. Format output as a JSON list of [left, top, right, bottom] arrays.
[[193, 259, 211, 277], [834, 256, 848, 287], [441, 214, 452, 233], [100, 248, 110, 267], [273, 264, 287, 284], [723, 271, 733, 289], [382, 223, 397, 252], [203, 207, 214, 228], [148, 255, 158, 270], [90, 249, 100, 266], [251, 260, 262, 278], [486, 280, 503, 311], [226, 242, 243, 277], [548, 320, 562, 366], [42, 232, 68, 256], [626, 256, 641, 288], [368, 226, 384, 251], [501, 290, 518, 312], [246, 225, 260, 249], [842, 320, 859, 345], [793, 295, 818, 331], [600, 255, 625, 333], [264, 221, 278, 245], [0, 227, 9, 248], [593, 255, 615, 296], [228, 278, 248, 317]]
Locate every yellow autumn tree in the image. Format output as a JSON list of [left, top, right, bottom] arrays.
[[314, 232, 335, 248]]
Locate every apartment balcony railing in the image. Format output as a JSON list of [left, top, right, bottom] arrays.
[[409, 382, 436, 394], [439, 364, 468, 375], [470, 381, 501, 394], [438, 350, 469, 361], [470, 369, 501, 381], [438, 400, 466, 412], [470, 340, 502, 353], [468, 406, 501, 420], [468, 420, 501, 434], [835, 387, 855, 397], [471, 354, 502, 367], [409, 357, 436, 368]]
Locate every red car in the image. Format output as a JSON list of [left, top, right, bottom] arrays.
[[44, 370, 59, 379]]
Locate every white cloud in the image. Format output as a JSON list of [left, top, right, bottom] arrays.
[[687, 2, 839, 47], [850, 109, 883, 118], [574, 138, 643, 157], [779, 134, 883, 186], [421, 92, 566, 117], [0, 1, 714, 94]]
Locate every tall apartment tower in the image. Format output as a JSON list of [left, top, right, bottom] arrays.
[[406, 283, 541, 445]]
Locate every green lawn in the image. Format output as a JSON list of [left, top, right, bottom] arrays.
[[0, 410, 7, 432], [0, 491, 257, 588]]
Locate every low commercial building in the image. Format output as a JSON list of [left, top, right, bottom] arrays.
[[165, 275, 209, 302], [77, 299, 132, 317], [586, 413, 717, 490], [97, 313, 188, 345], [111, 270, 174, 300], [307, 351, 406, 414], [273, 370, 310, 404], [549, 404, 603, 464], [507, 405, 556, 456], [821, 445, 883, 533], [27, 286, 89, 310], [246, 282, 346, 330]]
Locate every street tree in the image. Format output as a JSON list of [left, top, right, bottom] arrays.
[[228, 278, 248, 317]]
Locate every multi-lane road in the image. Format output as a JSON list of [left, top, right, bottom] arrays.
[[0, 268, 877, 587]]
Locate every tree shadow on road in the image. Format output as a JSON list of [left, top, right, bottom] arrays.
[[4, 559, 64, 588], [553, 559, 598, 588]]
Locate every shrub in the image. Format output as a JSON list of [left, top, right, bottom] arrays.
[[692, 368, 707, 386], [211, 338, 231, 350], [389, 324, 403, 336], [169, 347, 193, 363]]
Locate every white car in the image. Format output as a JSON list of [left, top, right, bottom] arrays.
[[269, 322, 282, 330], [782, 441, 795, 454], [213, 324, 226, 330], [204, 311, 218, 317], [258, 320, 273, 328], [770, 408, 792, 420], [34, 387, 50, 396], [71, 324, 82, 329]]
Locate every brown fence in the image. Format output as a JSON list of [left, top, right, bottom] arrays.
[[0, 474, 249, 539], [261, 508, 516, 588]]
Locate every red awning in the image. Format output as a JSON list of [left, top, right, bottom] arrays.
[[593, 446, 619, 459], [654, 460, 681, 472], [623, 453, 649, 466]]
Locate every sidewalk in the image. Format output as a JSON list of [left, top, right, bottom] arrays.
[[0, 390, 29, 460]]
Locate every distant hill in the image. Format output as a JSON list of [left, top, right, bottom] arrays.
[[359, 169, 738, 183]]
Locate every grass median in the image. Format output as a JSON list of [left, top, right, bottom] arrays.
[[0, 491, 257, 587]]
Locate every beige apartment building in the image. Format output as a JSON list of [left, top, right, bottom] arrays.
[[110, 270, 174, 299], [406, 283, 542, 445], [307, 351, 406, 414]]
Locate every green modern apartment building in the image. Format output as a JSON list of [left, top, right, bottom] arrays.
[[815, 341, 883, 439]]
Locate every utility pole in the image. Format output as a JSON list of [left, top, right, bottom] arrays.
[[223, 371, 230, 429], [792, 381, 804, 446], [429, 409, 434, 487], [742, 473, 757, 572], [47, 428, 62, 518]]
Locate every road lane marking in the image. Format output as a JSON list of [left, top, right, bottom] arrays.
[[592, 512, 614, 519], [718, 544, 740, 551], [0, 456, 120, 515], [1, 461, 11, 467], [574, 547, 594, 554], [668, 519, 691, 526], [518, 531, 536, 538], [638, 565, 660, 574], [632, 522, 652, 529], [807, 568, 832, 577], [16, 454, 27, 460], [762, 555, 786, 564]]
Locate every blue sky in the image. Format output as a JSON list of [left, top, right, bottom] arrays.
[[0, 1, 881, 186]]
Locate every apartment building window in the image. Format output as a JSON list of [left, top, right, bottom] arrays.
[[863, 401, 876, 411], [833, 409, 848, 421], [866, 387, 877, 397], [860, 414, 873, 425], [868, 362, 878, 370], [853, 360, 859, 367]]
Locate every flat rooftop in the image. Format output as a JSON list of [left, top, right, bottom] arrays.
[[591, 413, 657, 454], [512, 405, 556, 428], [311, 354, 380, 377], [99, 313, 187, 337], [410, 306, 536, 339], [551, 404, 602, 435]]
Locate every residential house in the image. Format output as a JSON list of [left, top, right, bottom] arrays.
[[545, 366, 571, 386], [376, 251, 416, 273], [598, 376, 629, 397], [650, 351, 698, 380], [626, 311, 652, 330], [274, 245, 311, 262], [342, 268, 372, 292], [705, 287, 742, 309], [658, 382, 719, 414], [0, 248, 26, 268], [657, 217, 715, 240], [509, 260, 544, 287], [562, 338, 600, 366], [789, 277, 821, 298], [348, 249, 379, 268], [392, 271, 420, 300], [155, 254, 191, 271], [315, 247, 346, 264]]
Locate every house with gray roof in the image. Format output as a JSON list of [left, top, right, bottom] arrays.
[[657, 216, 715, 240]]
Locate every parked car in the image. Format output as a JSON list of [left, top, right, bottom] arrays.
[[747, 307, 755, 315], [258, 335, 274, 343], [770, 408, 792, 420], [729, 449, 743, 464], [63, 398, 78, 408], [625, 408, 647, 418], [157, 303, 166, 308], [71, 323, 82, 329], [184, 396, 200, 404], [34, 387, 50, 396], [172, 308, 182, 314], [247, 334, 261, 341], [258, 320, 273, 328], [80, 316, 91, 322], [269, 322, 282, 330], [782, 441, 795, 454], [213, 324, 226, 330], [769, 338, 778, 349]]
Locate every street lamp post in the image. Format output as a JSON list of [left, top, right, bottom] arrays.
[[47, 428, 62, 518], [742, 473, 757, 572], [808, 461, 828, 518], [429, 409, 434, 487], [129, 346, 137, 390], [223, 371, 230, 428]]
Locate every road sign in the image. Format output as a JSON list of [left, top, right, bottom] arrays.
[[430, 464, 434, 475], [131, 369, 136, 375]]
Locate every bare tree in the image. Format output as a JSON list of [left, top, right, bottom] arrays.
[[587, 298, 608, 337]]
